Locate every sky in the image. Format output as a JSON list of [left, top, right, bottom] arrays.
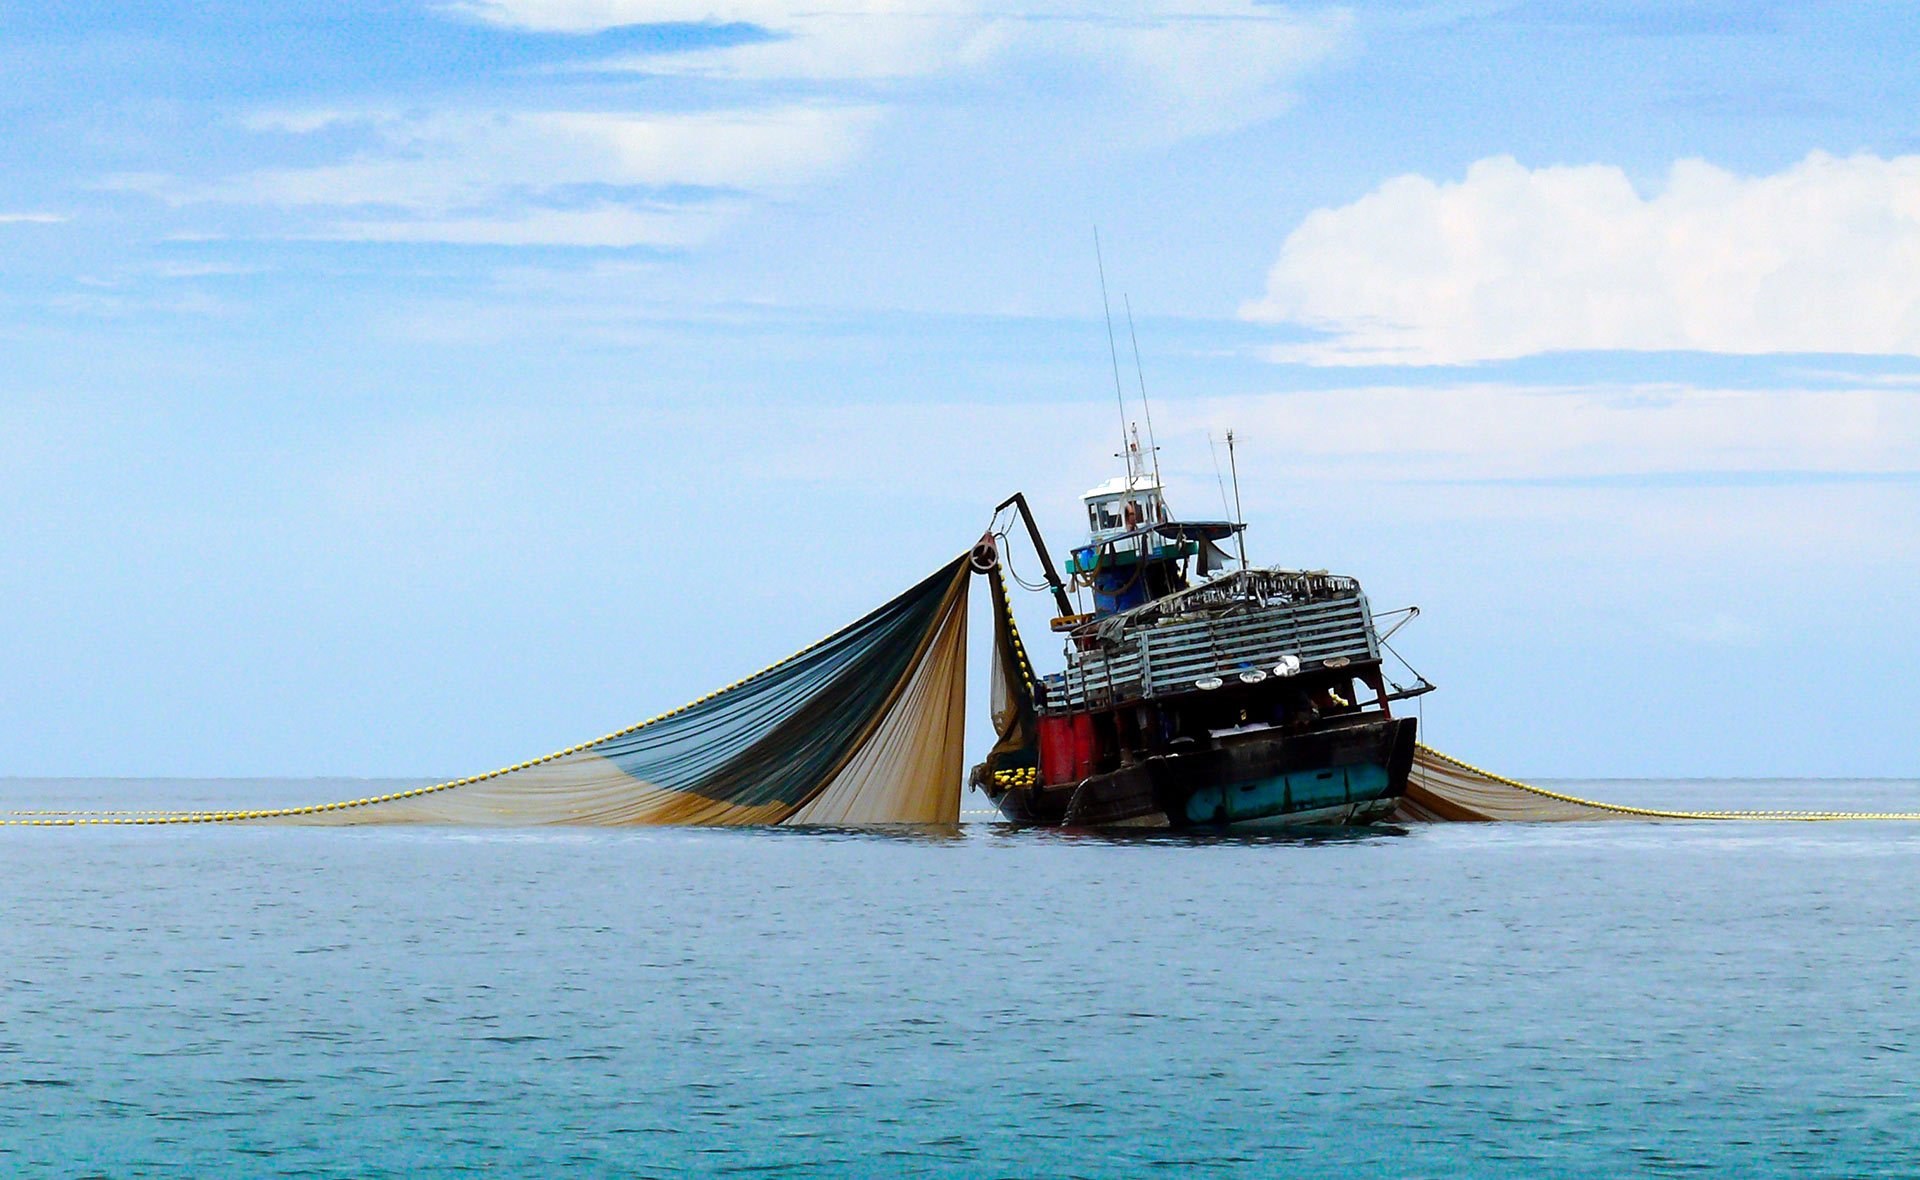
[[4, 0, 1919, 779]]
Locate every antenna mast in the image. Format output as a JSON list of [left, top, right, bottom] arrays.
[[1123, 294, 1163, 496], [1226, 428, 1248, 571], [1093, 227, 1133, 482], [1208, 431, 1232, 518]]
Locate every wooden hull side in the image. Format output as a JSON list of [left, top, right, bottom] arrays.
[[990, 714, 1415, 830]]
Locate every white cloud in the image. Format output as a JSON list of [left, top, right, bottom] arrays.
[[327, 200, 749, 247], [1079, 13, 1344, 138], [598, 4, 1005, 81], [465, 1, 1346, 140], [231, 105, 877, 204], [0, 212, 65, 223], [153, 261, 261, 278], [988, 7, 1346, 142], [449, 0, 804, 34], [197, 105, 877, 246], [129, 4, 1344, 250], [143, 4, 1344, 250], [1243, 152, 1920, 365]]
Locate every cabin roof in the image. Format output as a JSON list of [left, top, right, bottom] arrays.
[[1076, 520, 1243, 548], [1081, 474, 1163, 501]]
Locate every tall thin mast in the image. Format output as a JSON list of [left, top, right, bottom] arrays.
[[1123, 294, 1164, 498], [1094, 227, 1132, 483], [1226, 428, 1248, 570]]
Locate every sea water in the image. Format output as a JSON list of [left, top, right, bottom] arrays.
[[3, 778, 1917, 1178]]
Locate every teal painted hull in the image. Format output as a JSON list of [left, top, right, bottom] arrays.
[[1185, 760, 1396, 827], [991, 715, 1416, 829]]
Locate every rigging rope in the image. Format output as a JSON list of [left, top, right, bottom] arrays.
[[992, 529, 1054, 594]]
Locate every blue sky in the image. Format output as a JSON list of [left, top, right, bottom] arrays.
[[5, 0, 1919, 778]]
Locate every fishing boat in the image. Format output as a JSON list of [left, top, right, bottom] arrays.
[[974, 435, 1430, 830]]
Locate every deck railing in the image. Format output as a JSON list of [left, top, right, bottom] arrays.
[[1042, 573, 1379, 712]]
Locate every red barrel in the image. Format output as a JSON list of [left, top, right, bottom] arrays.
[[1038, 714, 1099, 784]]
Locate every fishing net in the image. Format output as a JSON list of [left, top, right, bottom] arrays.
[[13, 545, 1918, 828], [10, 557, 971, 827], [971, 562, 1041, 797], [1397, 745, 1920, 822]]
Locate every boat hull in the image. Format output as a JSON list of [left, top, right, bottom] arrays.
[[991, 714, 1416, 830]]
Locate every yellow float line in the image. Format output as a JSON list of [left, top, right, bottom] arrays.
[[1416, 743, 1920, 822], [4, 555, 975, 828]]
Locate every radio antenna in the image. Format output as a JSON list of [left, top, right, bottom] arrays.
[[1226, 428, 1248, 570], [1123, 293, 1163, 497], [1208, 431, 1232, 518], [1094, 227, 1133, 482]]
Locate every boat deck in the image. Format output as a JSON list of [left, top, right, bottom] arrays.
[[1041, 570, 1380, 712]]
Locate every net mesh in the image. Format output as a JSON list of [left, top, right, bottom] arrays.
[[7, 557, 972, 827], [1397, 745, 1920, 822], [12, 551, 1918, 828]]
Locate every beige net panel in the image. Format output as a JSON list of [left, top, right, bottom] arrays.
[[16, 549, 1920, 829], [1396, 746, 1633, 822], [6, 558, 972, 828], [1398, 745, 1920, 822]]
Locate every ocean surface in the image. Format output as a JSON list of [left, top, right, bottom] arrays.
[[4, 776, 1918, 1179]]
